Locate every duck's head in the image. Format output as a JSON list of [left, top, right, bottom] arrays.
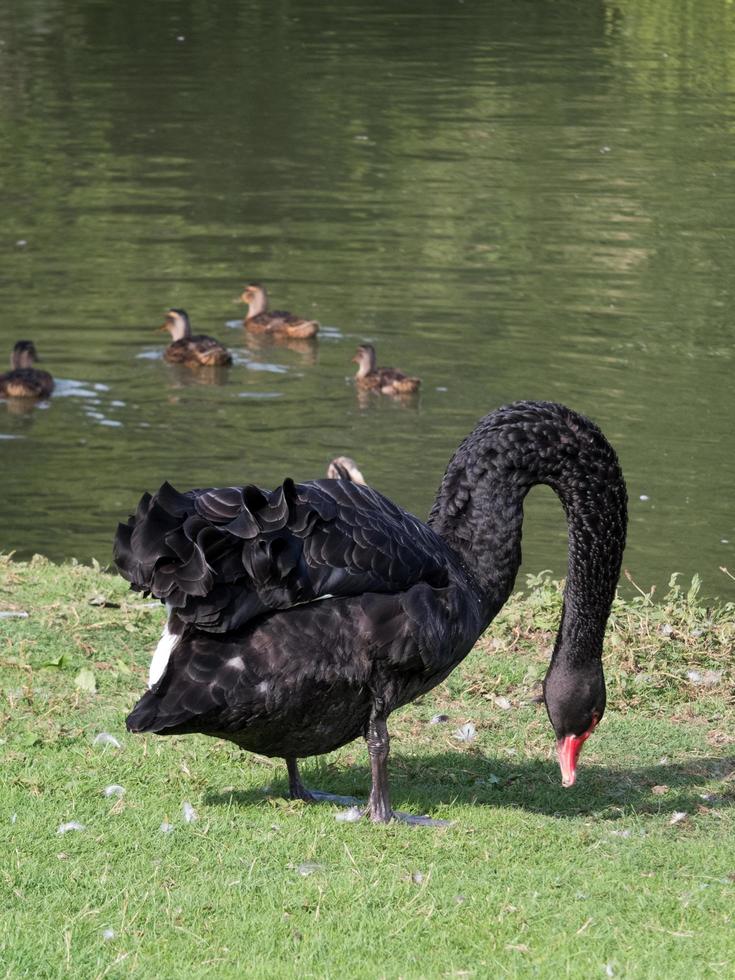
[[352, 344, 376, 373], [239, 283, 267, 306], [327, 456, 366, 484], [11, 340, 40, 369], [161, 309, 191, 341], [543, 657, 605, 788]]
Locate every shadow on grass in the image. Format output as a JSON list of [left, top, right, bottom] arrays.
[[204, 752, 735, 820]]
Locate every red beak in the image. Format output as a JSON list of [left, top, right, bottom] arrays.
[[556, 734, 586, 787], [556, 718, 598, 788]]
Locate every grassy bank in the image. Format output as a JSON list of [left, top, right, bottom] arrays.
[[1, 556, 734, 979]]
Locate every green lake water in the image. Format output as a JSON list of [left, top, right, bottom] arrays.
[[0, 0, 733, 599]]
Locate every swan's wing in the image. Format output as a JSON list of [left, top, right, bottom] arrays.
[[114, 477, 450, 633]]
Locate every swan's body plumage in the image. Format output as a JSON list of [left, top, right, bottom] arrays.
[[0, 341, 54, 398], [115, 401, 627, 820]]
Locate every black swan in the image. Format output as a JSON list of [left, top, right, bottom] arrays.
[[160, 309, 232, 367], [352, 344, 421, 395], [114, 401, 627, 823], [0, 341, 54, 398]]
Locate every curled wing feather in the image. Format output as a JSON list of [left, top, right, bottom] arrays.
[[114, 477, 450, 633]]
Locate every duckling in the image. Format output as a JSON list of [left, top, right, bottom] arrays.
[[327, 456, 366, 484], [240, 283, 319, 339], [0, 341, 54, 398], [161, 309, 232, 367], [352, 344, 420, 395]]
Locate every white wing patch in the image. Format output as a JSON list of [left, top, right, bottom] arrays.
[[149, 621, 179, 688]]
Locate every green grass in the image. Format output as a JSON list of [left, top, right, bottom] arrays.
[[1, 556, 734, 979]]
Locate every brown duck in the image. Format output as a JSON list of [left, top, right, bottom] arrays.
[[161, 309, 232, 367], [352, 344, 420, 395], [240, 283, 319, 339], [327, 456, 366, 484], [0, 341, 54, 398]]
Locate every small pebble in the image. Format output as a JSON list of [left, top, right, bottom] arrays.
[[493, 695, 512, 711], [102, 928, 115, 942], [103, 784, 126, 798], [639, 494, 649, 501]]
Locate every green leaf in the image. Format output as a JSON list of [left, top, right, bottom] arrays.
[[42, 654, 66, 668], [74, 668, 97, 694]]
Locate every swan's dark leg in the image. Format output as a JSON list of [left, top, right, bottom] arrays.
[[365, 710, 453, 827], [366, 714, 393, 822], [285, 756, 360, 806], [286, 757, 314, 802]]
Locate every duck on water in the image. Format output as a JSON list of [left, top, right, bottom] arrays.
[[114, 401, 627, 823], [0, 341, 54, 399], [239, 283, 319, 340], [160, 309, 232, 367]]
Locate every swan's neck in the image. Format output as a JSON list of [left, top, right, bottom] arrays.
[[245, 289, 268, 318], [428, 402, 627, 645]]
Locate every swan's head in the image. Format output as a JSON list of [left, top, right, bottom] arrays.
[[161, 309, 191, 341], [543, 659, 605, 788], [327, 456, 366, 484], [11, 340, 40, 369]]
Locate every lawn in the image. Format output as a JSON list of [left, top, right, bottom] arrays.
[[1, 556, 733, 979]]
